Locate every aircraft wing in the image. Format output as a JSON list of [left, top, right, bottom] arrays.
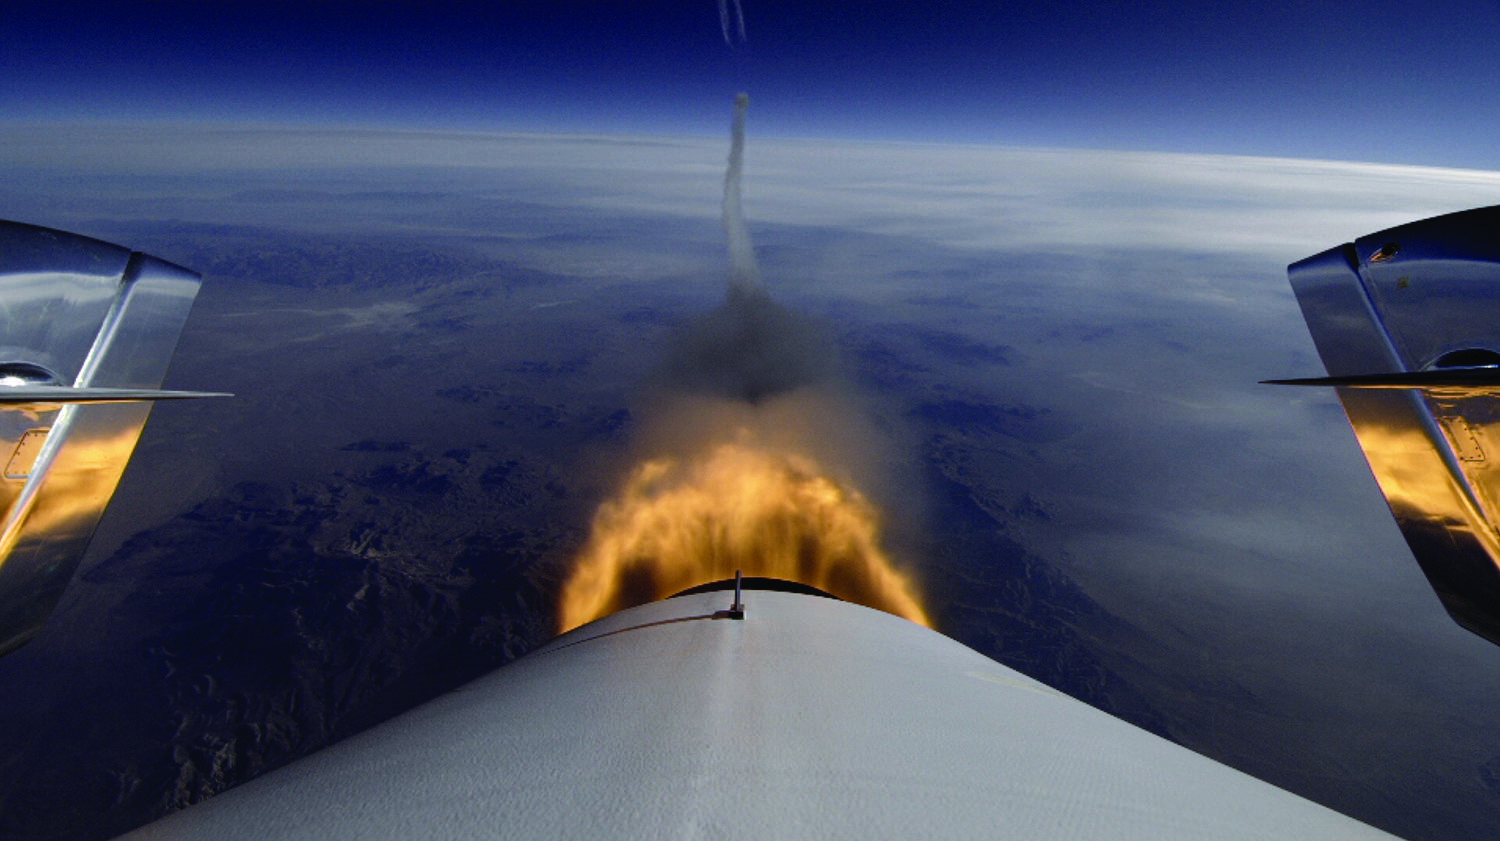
[[1278, 205, 1500, 645], [118, 584, 1398, 840], [0, 220, 221, 655]]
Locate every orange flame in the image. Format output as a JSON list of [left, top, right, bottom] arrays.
[[558, 433, 930, 631]]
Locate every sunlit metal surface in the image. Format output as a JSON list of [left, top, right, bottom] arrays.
[[0, 220, 205, 655], [1286, 206, 1500, 643]]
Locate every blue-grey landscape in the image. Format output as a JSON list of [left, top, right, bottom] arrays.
[[2, 125, 1500, 839]]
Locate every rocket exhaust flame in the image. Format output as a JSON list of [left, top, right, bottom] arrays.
[[557, 95, 930, 631], [557, 433, 929, 632]]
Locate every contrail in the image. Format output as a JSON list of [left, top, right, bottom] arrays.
[[718, 0, 747, 46], [722, 92, 761, 294]]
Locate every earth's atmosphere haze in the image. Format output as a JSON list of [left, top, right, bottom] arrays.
[[4, 2, 1500, 840]]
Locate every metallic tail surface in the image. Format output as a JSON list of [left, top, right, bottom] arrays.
[[0, 220, 215, 654], [1282, 205, 1500, 644]]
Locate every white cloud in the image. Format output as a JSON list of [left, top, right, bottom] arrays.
[[10, 124, 1498, 262]]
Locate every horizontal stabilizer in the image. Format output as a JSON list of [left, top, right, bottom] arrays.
[[0, 386, 229, 409], [1264, 367, 1500, 392]]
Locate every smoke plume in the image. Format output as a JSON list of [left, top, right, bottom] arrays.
[[723, 93, 759, 293], [557, 95, 927, 631]]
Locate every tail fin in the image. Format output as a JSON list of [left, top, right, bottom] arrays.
[[1280, 205, 1500, 644], [0, 221, 222, 654]]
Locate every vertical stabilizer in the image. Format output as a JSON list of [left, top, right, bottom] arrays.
[[0, 221, 210, 654], [1283, 206, 1500, 644]]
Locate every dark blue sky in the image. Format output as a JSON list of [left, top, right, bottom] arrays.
[[7, 1, 1500, 168]]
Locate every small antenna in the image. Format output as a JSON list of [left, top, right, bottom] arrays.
[[715, 569, 747, 620]]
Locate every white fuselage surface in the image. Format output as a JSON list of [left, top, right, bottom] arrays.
[[123, 589, 1398, 840]]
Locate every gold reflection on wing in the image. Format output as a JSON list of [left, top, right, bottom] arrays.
[[558, 433, 930, 632], [1344, 389, 1500, 559], [0, 407, 149, 564]]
